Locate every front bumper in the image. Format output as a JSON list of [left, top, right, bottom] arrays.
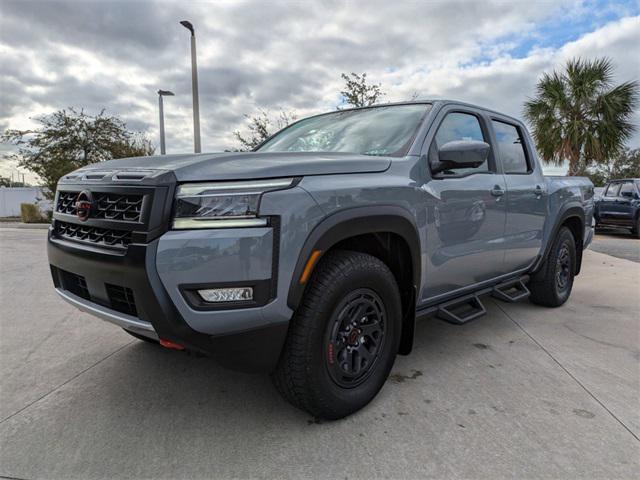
[[55, 288, 158, 339], [48, 229, 289, 372]]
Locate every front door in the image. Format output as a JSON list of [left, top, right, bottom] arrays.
[[598, 182, 622, 224], [421, 109, 507, 302]]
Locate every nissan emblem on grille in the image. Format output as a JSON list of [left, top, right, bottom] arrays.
[[74, 190, 93, 221]]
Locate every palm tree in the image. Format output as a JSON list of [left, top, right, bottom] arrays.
[[524, 58, 638, 176]]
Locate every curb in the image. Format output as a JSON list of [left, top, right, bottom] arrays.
[[0, 222, 50, 230]]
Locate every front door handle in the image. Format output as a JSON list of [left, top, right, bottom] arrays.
[[534, 185, 544, 197], [491, 186, 505, 197]]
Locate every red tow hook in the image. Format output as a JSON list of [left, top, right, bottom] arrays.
[[159, 338, 185, 351]]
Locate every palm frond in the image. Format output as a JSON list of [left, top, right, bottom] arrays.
[[524, 57, 638, 174]]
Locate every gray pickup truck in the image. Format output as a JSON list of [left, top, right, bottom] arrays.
[[48, 101, 594, 419]]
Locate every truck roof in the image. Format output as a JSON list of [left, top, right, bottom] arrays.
[[331, 100, 525, 126]]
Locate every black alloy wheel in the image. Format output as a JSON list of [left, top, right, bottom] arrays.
[[325, 289, 386, 388]]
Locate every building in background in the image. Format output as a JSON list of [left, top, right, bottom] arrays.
[[0, 187, 52, 217]]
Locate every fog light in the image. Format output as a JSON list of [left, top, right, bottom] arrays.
[[197, 287, 253, 303]]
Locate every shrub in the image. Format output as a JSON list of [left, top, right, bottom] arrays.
[[20, 203, 49, 223]]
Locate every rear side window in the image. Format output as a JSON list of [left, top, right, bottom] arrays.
[[492, 120, 530, 174], [619, 182, 635, 196], [605, 184, 621, 197], [430, 112, 489, 174]]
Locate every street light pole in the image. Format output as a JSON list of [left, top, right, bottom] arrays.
[[157, 90, 174, 155], [180, 20, 201, 153]]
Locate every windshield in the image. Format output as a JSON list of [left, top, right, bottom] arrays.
[[257, 104, 431, 156]]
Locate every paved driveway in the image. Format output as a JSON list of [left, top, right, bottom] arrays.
[[591, 229, 640, 263], [1, 229, 638, 479]]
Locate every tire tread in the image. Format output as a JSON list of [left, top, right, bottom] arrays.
[[272, 250, 399, 418], [529, 226, 576, 307]]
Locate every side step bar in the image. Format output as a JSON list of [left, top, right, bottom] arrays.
[[491, 278, 530, 303], [436, 294, 486, 325], [418, 274, 531, 326]]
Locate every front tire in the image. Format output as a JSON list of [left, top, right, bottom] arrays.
[[529, 226, 576, 307], [272, 250, 402, 420]]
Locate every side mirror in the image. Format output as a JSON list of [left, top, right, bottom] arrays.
[[431, 140, 490, 174]]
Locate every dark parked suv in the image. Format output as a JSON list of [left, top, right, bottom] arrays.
[[594, 179, 640, 237], [48, 101, 594, 419]]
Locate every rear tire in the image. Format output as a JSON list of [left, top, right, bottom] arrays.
[[632, 217, 640, 238], [529, 226, 576, 307], [272, 250, 402, 420]]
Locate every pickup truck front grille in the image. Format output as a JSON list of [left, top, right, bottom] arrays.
[[52, 183, 172, 252], [54, 221, 131, 248], [56, 191, 144, 222]]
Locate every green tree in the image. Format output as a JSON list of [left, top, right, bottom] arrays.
[[524, 58, 638, 176], [586, 148, 640, 186], [340, 72, 385, 108], [233, 109, 297, 151], [1, 108, 154, 199]]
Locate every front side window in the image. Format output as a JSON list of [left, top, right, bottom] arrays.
[[605, 183, 621, 197], [257, 104, 430, 157], [429, 112, 489, 175], [492, 120, 530, 174]]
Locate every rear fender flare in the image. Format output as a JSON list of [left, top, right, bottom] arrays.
[[533, 205, 585, 275]]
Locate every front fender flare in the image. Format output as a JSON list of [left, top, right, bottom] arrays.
[[286, 205, 421, 311]]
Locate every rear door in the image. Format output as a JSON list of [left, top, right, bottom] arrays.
[[598, 182, 621, 222], [490, 118, 546, 272], [420, 107, 507, 301]]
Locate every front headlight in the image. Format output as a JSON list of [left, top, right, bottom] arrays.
[[172, 178, 296, 229]]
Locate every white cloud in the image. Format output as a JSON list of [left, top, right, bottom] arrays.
[[0, 0, 638, 181]]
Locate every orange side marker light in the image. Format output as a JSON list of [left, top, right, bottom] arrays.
[[299, 250, 322, 284]]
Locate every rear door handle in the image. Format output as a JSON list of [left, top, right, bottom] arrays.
[[534, 185, 544, 197], [491, 186, 505, 197]]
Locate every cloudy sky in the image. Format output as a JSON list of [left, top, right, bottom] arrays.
[[1, 0, 639, 181]]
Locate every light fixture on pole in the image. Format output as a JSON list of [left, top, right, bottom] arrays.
[[180, 20, 202, 153], [157, 90, 175, 155]]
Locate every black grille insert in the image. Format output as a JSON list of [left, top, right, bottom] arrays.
[[56, 191, 77, 215], [56, 191, 144, 222], [58, 269, 90, 300], [106, 284, 137, 316], [54, 221, 131, 248]]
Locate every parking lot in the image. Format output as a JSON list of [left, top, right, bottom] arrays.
[[1, 228, 639, 479]]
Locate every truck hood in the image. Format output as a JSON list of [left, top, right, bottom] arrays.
[[78, 152, 392, 182]]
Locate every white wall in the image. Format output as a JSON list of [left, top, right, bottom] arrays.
[[0, 187, 52, 217]]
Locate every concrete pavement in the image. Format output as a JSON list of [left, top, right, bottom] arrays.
[[1, 229, 638, 479], [591, 230, 640, 263]]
